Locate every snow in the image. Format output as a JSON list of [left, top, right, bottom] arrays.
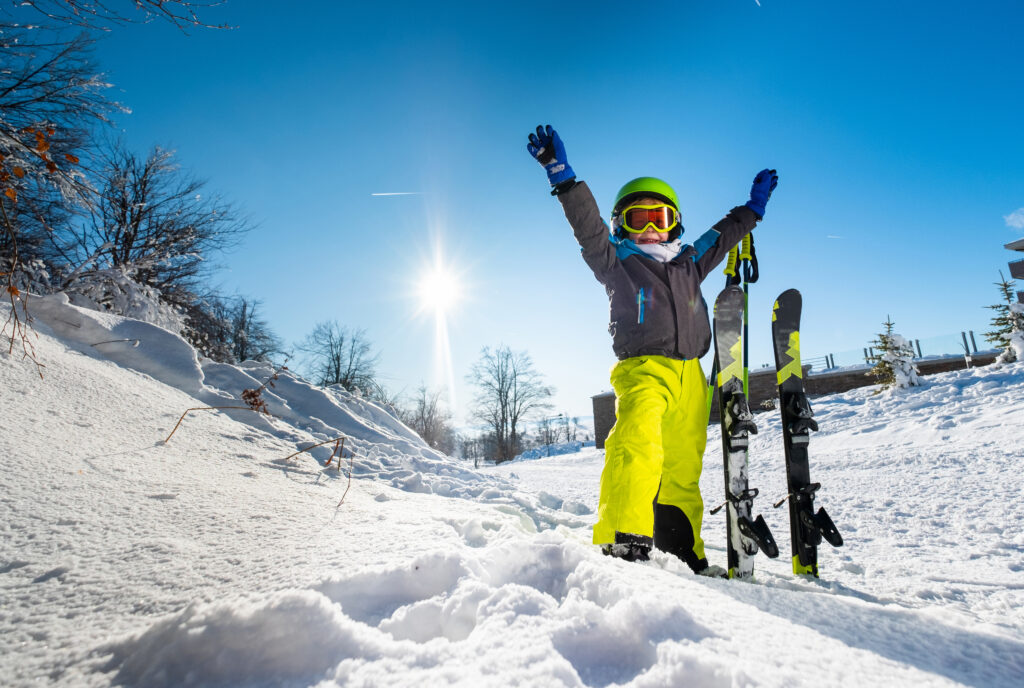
[[886, 334, 922, 388], [3, 295, 1024, 687], [1009, 303, 1024, 361], [62, 269, 186, 337]]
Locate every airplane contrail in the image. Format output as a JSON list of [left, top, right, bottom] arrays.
[[371, 192, 424, 196]]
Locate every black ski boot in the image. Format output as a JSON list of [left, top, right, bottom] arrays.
[[601, 533, 652, 562]]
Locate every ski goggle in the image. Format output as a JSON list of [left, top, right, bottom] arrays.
[[614, 204, 680, 234]]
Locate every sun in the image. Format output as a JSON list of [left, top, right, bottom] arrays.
[[418, 265, 461, 314]]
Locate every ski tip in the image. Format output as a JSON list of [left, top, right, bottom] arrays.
[[776, 288, 802, 306], [772, 289, 802, 324], [715, 285, 744, 303], [714, 286, 745, 317]]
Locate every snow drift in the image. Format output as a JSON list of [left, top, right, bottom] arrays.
[[2, 296, 1023, 687]]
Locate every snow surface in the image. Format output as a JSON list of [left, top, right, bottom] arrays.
[[3, 295, 1024, 687]]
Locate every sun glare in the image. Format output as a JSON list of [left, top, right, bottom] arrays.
[[419, 266, 461, 314], [412, 226, 466, 414]]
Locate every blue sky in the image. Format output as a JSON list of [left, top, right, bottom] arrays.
[[84, 0, 1024, 424]]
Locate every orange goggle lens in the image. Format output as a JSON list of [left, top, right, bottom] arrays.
[[620, 204, 679, 233]]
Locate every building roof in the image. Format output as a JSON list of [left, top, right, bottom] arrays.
[[1006, 238, 1024, 251]]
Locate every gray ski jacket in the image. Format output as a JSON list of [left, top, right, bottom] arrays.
[[557, 181, 758, 361]]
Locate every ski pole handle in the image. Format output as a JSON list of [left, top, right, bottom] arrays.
[[740, 233, 753, 262], [724, 245, 738, 278]]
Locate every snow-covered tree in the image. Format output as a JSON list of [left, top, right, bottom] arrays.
[[983, 272, 1024, 364], [0, 26, 117, 216], [64, 267, 185, 333], [59, 142, 248, 300], [886, 333, 922, 389], [1, 24, 121, 331], [867, 317, 897, 387], [179, 293, 234, 362], [867, 316, 921, 391]]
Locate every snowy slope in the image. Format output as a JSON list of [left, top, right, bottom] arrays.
[[2, 296, 1023, 687]]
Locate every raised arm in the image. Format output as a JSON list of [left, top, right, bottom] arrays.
[[693, 169, 778, 280], [527, 125, 617, 281]]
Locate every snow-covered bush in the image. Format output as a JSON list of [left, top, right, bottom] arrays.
[[886, 334, 922, 388], [4, 258, 53, 296], [63, 268, 185, 334], [868, 317, 921, 390]]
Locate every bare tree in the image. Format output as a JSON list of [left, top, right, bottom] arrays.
[[537, 415, 559, 449], [466, 345, 553, 463], [1, 26, 121, 284], [401, 385, 456, 455], [567, 416, 583, 443], [178, 291, 233, 361], [0, 25, 121, 369], [57, 142, 248, 298], [461, 433, 496, 468], [5, 1, 230, 30], [230, 297, 281, 363], [0, 10, 229, 369], [299, 321, 379, 391], [175, 292, 281, 364], [0, 27, 118, 204]]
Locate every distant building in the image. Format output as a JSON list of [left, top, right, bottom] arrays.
[[1006, 238, 1024, 303]]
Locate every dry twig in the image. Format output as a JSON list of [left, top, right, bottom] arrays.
[[324, 437, 345, 468], [163, 405, 277, 443], [281, 435, 356, 507], [240, 359, 288, 415], [280, 436, 346, 463], [336, 450, 355, 508]]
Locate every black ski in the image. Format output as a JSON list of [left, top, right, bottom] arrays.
[[771, 289, 843, 577], [711, 286, 779, 579]]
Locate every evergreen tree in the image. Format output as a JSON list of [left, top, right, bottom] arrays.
[[867, 316, 897, 388], [984, 271, 1024, 363], [867, 316, 921, 390], [887, 334, 922, 388]]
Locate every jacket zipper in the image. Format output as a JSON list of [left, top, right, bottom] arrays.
[[637, 288, 646, 324]]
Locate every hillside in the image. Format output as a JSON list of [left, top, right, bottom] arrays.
[[2, 295, 1022, 687]]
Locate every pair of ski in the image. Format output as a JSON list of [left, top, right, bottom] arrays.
[[711, 287, 843, 580]]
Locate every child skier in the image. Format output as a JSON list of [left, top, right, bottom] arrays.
[[526, 124, 778, 575]]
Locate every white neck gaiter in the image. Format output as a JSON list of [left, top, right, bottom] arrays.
[[630, 238, 684, 263]]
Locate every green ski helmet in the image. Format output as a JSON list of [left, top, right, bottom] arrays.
[[611, 176, 684, 241]]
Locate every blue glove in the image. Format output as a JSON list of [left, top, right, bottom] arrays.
[[745, 168, 778, 219], [527, 125, 575, 186]]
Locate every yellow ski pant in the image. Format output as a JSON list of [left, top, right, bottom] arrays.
[[593, 355, 708, 561]]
